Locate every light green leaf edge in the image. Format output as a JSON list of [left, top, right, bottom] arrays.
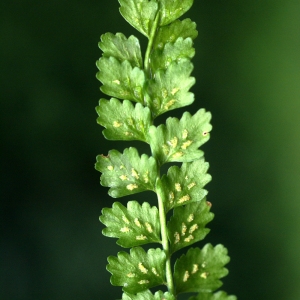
[[168, 200, 214, 253], [99, 32, 143, 68], [189, 291, 237, 300], [119, 0, 159, 38], [96, 98, 151, 142], [100, 201, 161, 248], [174, 244, 230, 295], [148, 109, 212, 165], [95, 147, 158, 198], [107, 247, 166, 294], [160, 159, 212, 212], [96, 57, 145, 103], [122, 290, 175, 300]]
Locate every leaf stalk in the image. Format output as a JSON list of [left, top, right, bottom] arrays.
[[156, 183, 175, 295], [144, 11, 160, 78]]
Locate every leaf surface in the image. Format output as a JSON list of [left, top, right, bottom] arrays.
[[96, 57, 145, 102], [168, 200, 214, 253], [153, 19, 198, 50], [99, 32, 143, 68], [144, 60, 195, 118], [122, 290, 175, 300], [159, 0, 194, 26], [148, 109, 212, 165], [151, 37, 195, 72], [160, 159, 212, 211], [119, 0, 158, 37], [95, 148, 158, 197], [100, 201, 161, 247], [96, 98, 151, 142], [108, 247, 166, 294], [189, 291, 237, 300], [174, 245, 230, 294]]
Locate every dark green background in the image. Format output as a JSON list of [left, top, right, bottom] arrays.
[[1, 0, 300, 299]]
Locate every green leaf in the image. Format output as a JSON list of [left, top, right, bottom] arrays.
[[159, 0, 193, 26], [174, 245, 230, 295], [95, 147, 158, 197], [100, 201, 161, 247], [168, 200, 214, 253], [99, 32, 143, 68], [144, 59, 195, 118], [160, 159, 212, 212], [122, 290, 176, 300], [151, 37, 195, 72], [189, 291, 237, 300], [107, 247, 166, 294], [153, 19, 198, 50], [96, 98, 151, 142], [96, 57, 145, 102], [148, 109, 212, 165], [119, 0, 158, 38]]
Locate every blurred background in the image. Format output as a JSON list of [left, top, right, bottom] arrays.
[[1, 0, 300, 299]]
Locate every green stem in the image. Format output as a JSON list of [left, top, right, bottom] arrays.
[[145, 7, 175, 296], [156, 182, 175, 296], [144, 11, 160, 77]]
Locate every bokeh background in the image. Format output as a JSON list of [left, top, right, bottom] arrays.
[[1, 0, 300, 299]]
